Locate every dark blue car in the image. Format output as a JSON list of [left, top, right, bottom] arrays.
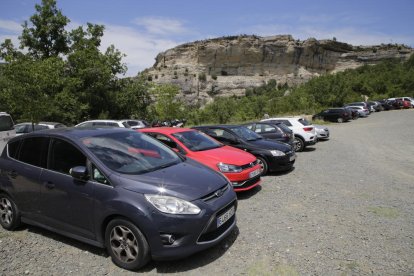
[[0, 128, 237, 270]]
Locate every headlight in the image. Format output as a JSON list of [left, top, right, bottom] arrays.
[[270, 150, 286, 157], [217, 162, 242, 173], [145, 195, 201, 215]]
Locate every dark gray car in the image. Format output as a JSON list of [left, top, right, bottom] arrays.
[[0, 128, 237, 270]]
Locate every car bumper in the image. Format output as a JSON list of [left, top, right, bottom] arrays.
[[224, 164, 262, 192], [267, 152, 296, 172], [145, 187, 238, 261]]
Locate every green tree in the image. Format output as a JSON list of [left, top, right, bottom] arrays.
[[115, 76, 153, 119], [19, 0, 70, 58], [152, 84, 184, 120]]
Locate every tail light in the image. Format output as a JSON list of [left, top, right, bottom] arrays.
[[303, 127, 313, 132]]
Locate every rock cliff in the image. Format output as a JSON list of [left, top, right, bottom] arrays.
[[143, 35, 413, 105]]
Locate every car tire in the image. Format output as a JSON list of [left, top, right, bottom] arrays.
[[0, 193, 21, 230], [256, 157, 268, 175], [337, 117, 344, 123], [105, 218, 150, 271], [293, 137, 305, 152]]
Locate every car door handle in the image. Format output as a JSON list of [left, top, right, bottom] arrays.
[[44, 181, 55, 189], [8, 170, 18, 179]]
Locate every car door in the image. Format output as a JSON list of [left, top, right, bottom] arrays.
[[39, 138, 95, 239], [1, 137, 49, 219]]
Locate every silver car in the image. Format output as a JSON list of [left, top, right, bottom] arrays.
[[314, 125, 330, 140]]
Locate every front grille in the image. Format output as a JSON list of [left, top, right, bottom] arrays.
[[240, 159, 258, 170], [197, 200, 237, 243], [201, 184, 229, 202]]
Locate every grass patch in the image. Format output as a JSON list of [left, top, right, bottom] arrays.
[[367, 206, 399, 218]]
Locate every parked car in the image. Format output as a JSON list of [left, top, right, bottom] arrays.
[[75, 120, 130, 128], [14, 122, 49, 136], [139, 127, 261, 192], [0, 112, 15, 152], [343, 106, 360, 119], [312, 108, 352, 123], [345, 102, 371, 113], [396, 98, 412, 109], [346, 106, 369, 117], [192, 125, 296, 175], [314, 125, 330, 140], [260, 117, 317, 152], [0, 128, 237, 271], [368, 101, 383, 112], [242, 121, 295, 147], [39, 121, 67, 129], [377, 100, 394, 110], [120, 119, 149, 129]]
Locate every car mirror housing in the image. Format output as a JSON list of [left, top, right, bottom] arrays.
[[70, 166, 88, 181]]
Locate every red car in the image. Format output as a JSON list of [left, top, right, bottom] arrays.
[[139, 127, 262, 192]]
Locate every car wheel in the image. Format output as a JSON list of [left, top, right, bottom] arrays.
[[337, 117, 344, 123], [256, 157, 268, 175], [0, 193, 21, 230], [105, 218, 150, 271], [294, 137, 305, 152]]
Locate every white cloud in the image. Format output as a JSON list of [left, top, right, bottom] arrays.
[[0, 19, 22, 33], [133, 17, 191, 36], [101, 24, 181, 76]]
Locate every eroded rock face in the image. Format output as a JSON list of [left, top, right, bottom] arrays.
[[143, 35, 413, 105]]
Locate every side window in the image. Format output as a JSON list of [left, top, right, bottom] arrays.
[[8, 140, 21, 159], [18, 137, 49, 168], [92, 165, 110, 185], [262, 124, 276, 133], [49, 139, 86, 175]]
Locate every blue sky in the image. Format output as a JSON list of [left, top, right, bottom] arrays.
[[1, 0, 413, 76]]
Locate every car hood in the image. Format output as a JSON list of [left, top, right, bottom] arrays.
[[119, 159, 229, 201], [245, 138, 291, 152], [191, 146, 256, 166]]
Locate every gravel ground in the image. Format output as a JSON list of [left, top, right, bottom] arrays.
[[1, 109, 413, 275]]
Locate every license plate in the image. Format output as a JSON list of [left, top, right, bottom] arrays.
[[289, 155, 295, 162], [249, 169, 261, 178], [217, 206, 235, 228]]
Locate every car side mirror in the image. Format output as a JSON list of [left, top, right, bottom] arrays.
[[70, 166, 88, 181]]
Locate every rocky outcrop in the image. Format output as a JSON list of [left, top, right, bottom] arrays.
[[143, 35, 413, 105]]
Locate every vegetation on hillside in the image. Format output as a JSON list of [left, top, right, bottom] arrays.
[[0, 0, 413, 126]]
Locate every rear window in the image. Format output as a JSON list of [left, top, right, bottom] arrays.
[[0, 115, 14, 131], [298, 119, 311, 126]]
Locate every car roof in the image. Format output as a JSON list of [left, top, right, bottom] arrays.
[[9, 127, 135, 142], [193, 124, 241, 129], [263, 117, 302, 120], [139, 127, 195, 135]]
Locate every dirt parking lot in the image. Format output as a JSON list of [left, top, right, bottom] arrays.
[[1, 109, 413, 275]]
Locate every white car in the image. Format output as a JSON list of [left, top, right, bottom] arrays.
[[261, 117, 317, 152], [120, 119, 148, 129], [0, 112, 16, 152], [314, 125, 330, 140], [75, 120, 130, 128]]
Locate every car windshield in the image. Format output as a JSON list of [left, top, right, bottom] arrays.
[[172, 130, 222, 151], [82, 131, 181, 174], [230, 126, 262, 141]]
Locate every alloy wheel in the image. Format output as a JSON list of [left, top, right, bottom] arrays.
[[110, 225, 139, 263], [0, 197, 13, 226]]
